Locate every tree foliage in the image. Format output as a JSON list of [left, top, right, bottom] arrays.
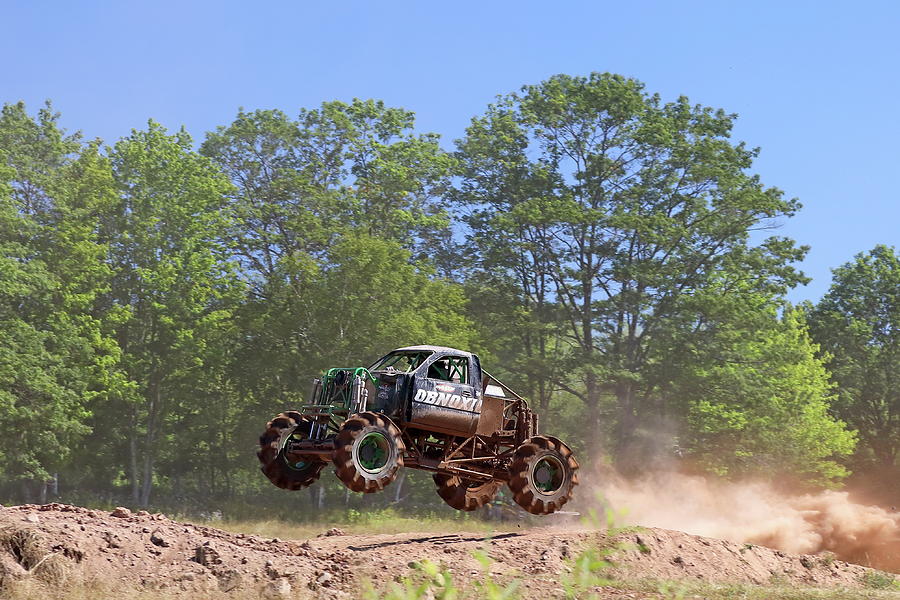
[[96, 121, 241, 506], [0, 103, 116, 493], [809, 245, 900, 472], [679, 306, 855, 485]]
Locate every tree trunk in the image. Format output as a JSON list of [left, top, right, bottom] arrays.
[[872, 437, 897, 470], [614, 380, 638, 472], [20, 480, 32, 504], [129, 410, 140, 505], [584, 372, 603, 458], [139, 378, 162, 507], [139, 452, 154, 507], [309, 484, 325, 510]]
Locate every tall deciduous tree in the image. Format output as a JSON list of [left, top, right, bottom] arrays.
[[455, 73, 808, 462], [0, 103, 118, 499], [809, 245, 900, 473], [0, 169, 94, 491], [104, 121, 239, 506]]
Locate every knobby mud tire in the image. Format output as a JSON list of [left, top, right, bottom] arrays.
[[258, 411, 326, 490], [433, 473, 503, 512], [507, 435, 579, 515], [332, 412, 405, 493]]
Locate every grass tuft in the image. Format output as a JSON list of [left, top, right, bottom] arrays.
[[861, 569, 899, 590]]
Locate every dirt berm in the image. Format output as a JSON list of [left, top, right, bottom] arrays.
[[0, 503, 894, 598]]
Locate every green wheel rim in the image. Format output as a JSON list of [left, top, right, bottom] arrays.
[[357, 431, 391, 473], [533, 455, 565, 495], [282, 431, 310, 471], [286, 458, 309, 471]]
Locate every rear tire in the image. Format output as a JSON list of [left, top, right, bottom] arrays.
[[258, 411, 326, 490], [507, 435, 579, 515], [433, 473, 502, 511], [332, 412, 405, 493]]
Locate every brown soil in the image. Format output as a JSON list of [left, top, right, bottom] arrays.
[[0, 503, 892, 598]]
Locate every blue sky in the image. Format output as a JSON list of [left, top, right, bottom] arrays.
[[3, 1, 898, 302]]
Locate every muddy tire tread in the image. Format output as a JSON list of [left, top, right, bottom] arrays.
[[333, 411, 405, 494], [257, 411, 326, 491], [508, 435, 579, 515]]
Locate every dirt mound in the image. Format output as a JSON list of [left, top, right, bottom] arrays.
[[0, 503, 892, 598]]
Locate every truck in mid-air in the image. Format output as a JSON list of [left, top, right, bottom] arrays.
[[258, 345, 578, 514]]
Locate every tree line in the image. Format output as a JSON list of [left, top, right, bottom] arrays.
[[0, 73, 896, 514]]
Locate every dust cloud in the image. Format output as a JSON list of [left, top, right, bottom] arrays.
[[590, 470, 900, 572]]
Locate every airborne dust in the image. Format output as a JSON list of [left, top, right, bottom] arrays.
[[590, 470, 900, 572]]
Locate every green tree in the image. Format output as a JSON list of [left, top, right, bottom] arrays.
[[809, 246, 900, 473], [677, 304, 855, 485], [0, 101, 81, 218], [0, 102, 120, 501], [102, 121, 240, 506], [0, 170, 95, 492], [302, 232, 476, 370], [455, 73, 808, 462]]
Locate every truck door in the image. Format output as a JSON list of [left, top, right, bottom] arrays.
[[408, 353, 482, 435]]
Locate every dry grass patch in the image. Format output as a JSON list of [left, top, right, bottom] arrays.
[[613, 578, 900, 599], [0, 524, 69, 588], [190, 509, 521, 540]]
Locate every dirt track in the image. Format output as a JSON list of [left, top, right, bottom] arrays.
[[0, 503, 893, 598]]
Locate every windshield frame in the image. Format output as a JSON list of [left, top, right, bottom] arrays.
[[369, 350, 434, 373]]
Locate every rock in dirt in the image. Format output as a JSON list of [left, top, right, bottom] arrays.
[[263, 578, 292, 598], [150, 529, 170, 547], [216, 568, 242, 592], [265, 562, 299, 580], [318, 527, 345, 537], [110, 507, 132, 518], [193, 541, 222, 566]]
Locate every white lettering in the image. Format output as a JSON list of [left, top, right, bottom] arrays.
[[412, 389, 483, 413]]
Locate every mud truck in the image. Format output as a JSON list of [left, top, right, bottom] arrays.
[[257, 346, 579, 514]]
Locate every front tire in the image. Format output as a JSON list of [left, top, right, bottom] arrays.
[[332, 412, 405, 493], [507, 436, 579, 515], [258, 411, 326, 490]]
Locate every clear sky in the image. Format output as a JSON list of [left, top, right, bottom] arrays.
[[3, 0, 898, 302]]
